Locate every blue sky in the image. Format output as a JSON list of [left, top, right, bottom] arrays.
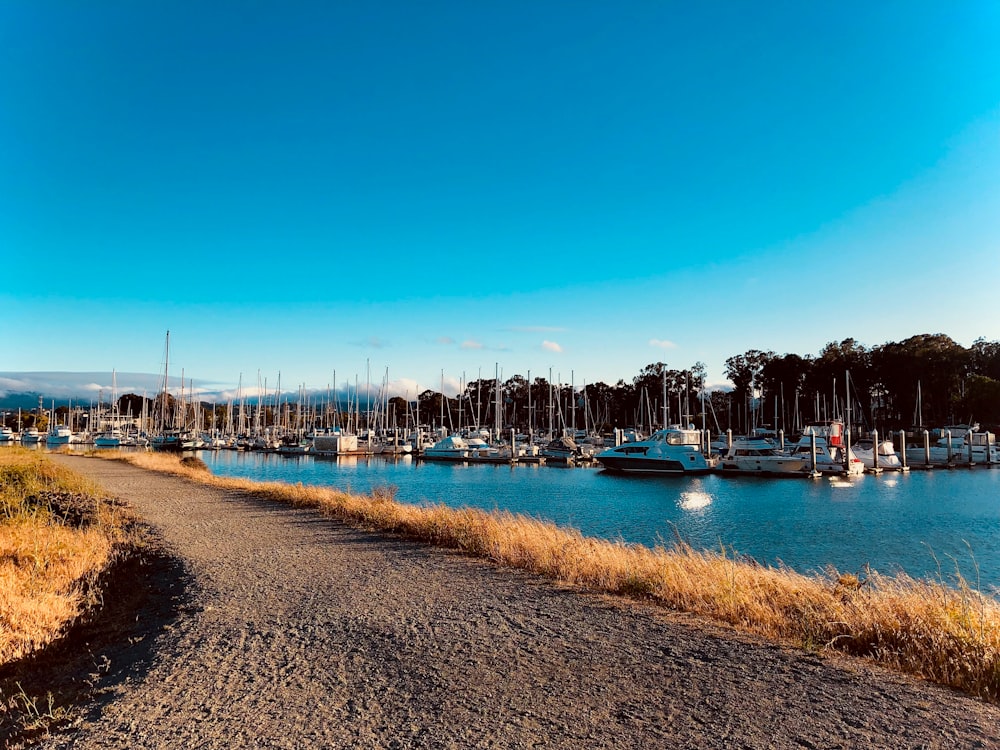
[[3, 2, 999, 399]]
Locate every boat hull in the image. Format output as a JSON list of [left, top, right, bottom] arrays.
[[717, 458, 808, 476], [596, 455, 711, 475]]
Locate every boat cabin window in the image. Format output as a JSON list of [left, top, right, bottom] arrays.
[[665, 431, 699, 446]]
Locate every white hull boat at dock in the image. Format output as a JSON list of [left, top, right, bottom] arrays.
[[596, 427, 717, 475], [852, 436, 904, 471], [152, 430, 202, 451], [20, 428, 42, 445], [717, 436, 809, 477], [421, 435, 517, 464], [787, 422, 864, 476], [903, 429, 1000, 468], [421, 435, 474, 462], [46, 426, 74, 445]]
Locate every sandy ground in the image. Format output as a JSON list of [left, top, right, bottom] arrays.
[[20, 455, 1000, 748]]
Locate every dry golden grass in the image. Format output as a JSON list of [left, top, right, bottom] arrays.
[[0, 449, 128, 663], [105, 450, 1000, 701]]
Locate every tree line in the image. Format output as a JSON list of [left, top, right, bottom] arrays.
[[414, 333, 1000, 436], [722, 334, 1000, 434]]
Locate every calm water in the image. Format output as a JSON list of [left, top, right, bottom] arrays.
[[197, 450, 1000, 592]]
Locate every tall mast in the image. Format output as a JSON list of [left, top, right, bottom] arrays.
[[160, 330, 170, 432]]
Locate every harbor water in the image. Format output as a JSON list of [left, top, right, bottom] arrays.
[[198, 450, 1000, 592]]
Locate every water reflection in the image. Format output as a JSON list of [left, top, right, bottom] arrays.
[[678, 490, 712, 511]]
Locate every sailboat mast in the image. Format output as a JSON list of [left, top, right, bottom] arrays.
[[160, 330, 170, 433], [662, 371, 668, 429]]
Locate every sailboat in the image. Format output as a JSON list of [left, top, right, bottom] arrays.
[[95, 370, 124, 447], [45, 400, 74, 445], [151, 331, 200, 451]]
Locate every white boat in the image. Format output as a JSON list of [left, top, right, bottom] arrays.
[[374, 428, 414, 455], [852, 437, 903, 471], [0, 425, 15, 443], [151, 430, 202, 451], [200, 433, 227, 450], [375, 441, 413, 456], [903, 428, 999, 467], [251, 435, 281, 452], [421, 434, 473, 461], [277, 436, 312, 455], [463, 437, 516, 463], [596, 427, 717, 475], [959, 431, 1000, 464], [541, 436, 582, 464], [94, 370, 126, 447], [46, 425, 74, 445], [94, 429, 124, 448], [787, 422, 864, 476], [717, 436, 808, 476], [122, 432, 149, 448], [20, 427, 42, 444]]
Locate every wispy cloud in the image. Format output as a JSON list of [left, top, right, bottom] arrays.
[[353, 336, 387, 349], [437, 336, 507, 352], [649, 339, 677, 350], [542, 340, 563, 353], [507, 325, 567, 333]]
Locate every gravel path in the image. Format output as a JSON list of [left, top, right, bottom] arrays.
[[36, 455, 1000, 748]]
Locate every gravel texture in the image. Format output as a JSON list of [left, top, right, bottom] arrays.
[[27, 455, 1000, 749]]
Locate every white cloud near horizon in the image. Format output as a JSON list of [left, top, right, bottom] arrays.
[[649, 339, 678, 349], [461, 340, 484, 350], [541, 340, 563, 353], [0, 372, 167, 400]]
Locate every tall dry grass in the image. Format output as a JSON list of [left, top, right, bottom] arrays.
[[0, 449, 127, 663], [106, 450, 1000, 700]]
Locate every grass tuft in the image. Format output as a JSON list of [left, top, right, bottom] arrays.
[[0, 449, 137, 664]]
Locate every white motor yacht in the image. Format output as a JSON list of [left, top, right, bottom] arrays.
[[20, 427, 42, 444], [46, 425, 74, 445], [596, 426, 716, 475], [421, 434, 473, 461], [718, 436, 808, 476]]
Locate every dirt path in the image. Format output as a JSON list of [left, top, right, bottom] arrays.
[[31, 455, 1000, 748]]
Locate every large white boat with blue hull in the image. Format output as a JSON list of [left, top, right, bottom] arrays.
[[596, 427, 716, 475]]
